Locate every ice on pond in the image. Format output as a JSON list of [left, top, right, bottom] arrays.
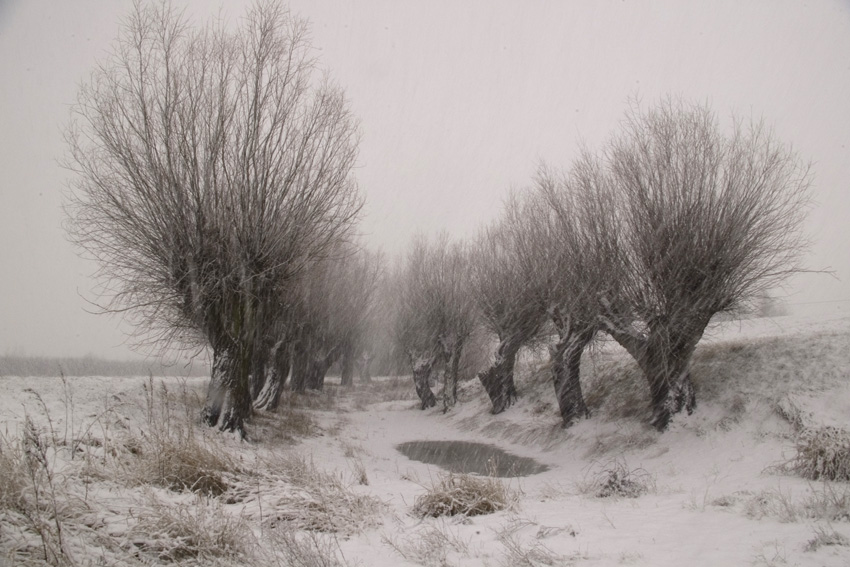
[[396, 440, 549, 477]]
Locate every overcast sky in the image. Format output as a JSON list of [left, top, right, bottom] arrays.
[[1, 0, 849, 359]]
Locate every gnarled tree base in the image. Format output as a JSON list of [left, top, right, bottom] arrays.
[[412, 355, 437, 410], [478, 350, 518, 414]]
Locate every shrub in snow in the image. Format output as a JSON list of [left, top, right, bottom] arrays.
[[791, 426, 850, 481], [579, 459, 655, 498], [413, 473, 516, 517]]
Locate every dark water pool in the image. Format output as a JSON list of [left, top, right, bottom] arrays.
[[396, 440, 549, 477]]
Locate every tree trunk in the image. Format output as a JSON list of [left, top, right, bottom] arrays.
[[634, 339, 698, 431], [477, 338, 520, 414], [201, 349, 229, 427], [250, 345, 268, 401], [412, 354, 437, 409], [216, 344, 253, 438], [306, 346, 339, 391], [603, 323, 701, 432], [340, 342, 355, 387], [305, 359, 324, 390], [290, 348, 309, 393], [441, 341, 463, 412], [549, 328, 594, 427], [255, 341, 290, 411]]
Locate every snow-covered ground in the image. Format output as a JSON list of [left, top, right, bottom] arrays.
[[2, 314, 850, 566]]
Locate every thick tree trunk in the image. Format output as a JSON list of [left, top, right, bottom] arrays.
[[441, 341, 463, 412], [412, 354, 437, 409], [201, 349, 229, 427], [478, 337, 520, 414], [290, 348, 309, 393], [250, 346, 268, 401], [255, 341, 290, 411], [202, 345, 252, 437], [340, 342, 355, 387], [306, 346, 339, 391], [635, 341, 698, 431], [216, 345, 253, 437], [305, 359, 324, 390], [549, 328, 594, 427], [603, 323, 701, 432]]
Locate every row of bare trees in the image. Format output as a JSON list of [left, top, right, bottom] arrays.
[[66, 4, 811, 435], [392, 98, 811, 431], [65, 2, 383, 436]]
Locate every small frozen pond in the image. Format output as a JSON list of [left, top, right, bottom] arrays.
[[396, 440, 549, 477]]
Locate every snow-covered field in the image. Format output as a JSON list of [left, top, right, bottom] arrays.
[[2, 313, 850, 566]]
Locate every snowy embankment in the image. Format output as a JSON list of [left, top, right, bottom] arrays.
[[2, 314, 850, 566]]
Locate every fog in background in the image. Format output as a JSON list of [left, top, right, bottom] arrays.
[[1, 0, 848, 360]]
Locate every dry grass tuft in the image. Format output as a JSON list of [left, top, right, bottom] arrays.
[[578, 459, 655, 499], [789, 426, 850, 481], [0, 432, 29, 514], [116, 378, 237, 496], [130, 491, 250, 562], [413, 472, 517, 517], [0, 419, 77, 566], [136, 435, 232, 496], [805, 525, 850, 552], [251, 409, 319, 445]]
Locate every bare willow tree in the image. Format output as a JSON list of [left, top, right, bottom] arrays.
[[393, 235, 477, 410], [287, 246, 381, 393], [392, 246, 437, 409], [471, 216, 549, 414], [597, 98, 811, 431], [513, 161, 620, 426], [428, 238, 477, 410], [64, 2, 361, 435]]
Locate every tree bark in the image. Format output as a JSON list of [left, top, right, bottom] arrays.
[[412, 354, 437, 409], [216, 344, 253, 438], [602, 318, 702, 431], [255, 341, 290, 411], [441, 340, 464, 412], [201, 349, 229, 427], [290, 347, 309, 393], [477, 336, 521, 414], [634, 337, 698, 431], [250, 345, 268, 401], [549, 328, 594, 427], [340, 342, 355, 387], [305, 346, 339, 391], [305, 359, 325, 390]]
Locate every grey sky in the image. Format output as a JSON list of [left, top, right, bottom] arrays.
[[1, 0, 849, 359]]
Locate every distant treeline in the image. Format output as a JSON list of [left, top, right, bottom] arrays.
[[0, 355, 209, 378]]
